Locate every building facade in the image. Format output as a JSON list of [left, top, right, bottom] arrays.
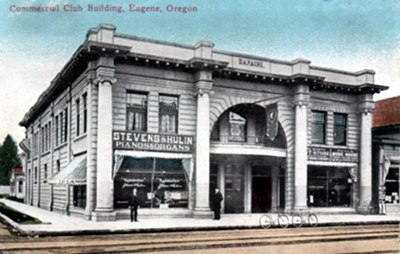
[[19, 24, 387, 221], [372, 96, 400, 214], [9, 167, 25, 199]]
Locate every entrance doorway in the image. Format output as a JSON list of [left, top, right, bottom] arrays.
[[224, 165, 244, 213], [252, 166, 272, 213]]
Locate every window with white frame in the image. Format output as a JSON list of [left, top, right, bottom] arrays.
[[159, 95, 179, 134]]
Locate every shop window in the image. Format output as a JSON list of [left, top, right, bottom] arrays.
[[114, 158, 189, 209], [334, 113, 347, 146], [34, 167, 38, 183], [73, 185, 86, 208], [311, 111, 326, 144], [159, 95, 179, 134], [307, 167, 352, 207], [385, 168, 399, 204], [126, 92, 147, 131], [43, 164, 47, 183]]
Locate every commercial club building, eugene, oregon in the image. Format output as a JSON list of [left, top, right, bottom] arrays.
[[19, 24, 389, 221]]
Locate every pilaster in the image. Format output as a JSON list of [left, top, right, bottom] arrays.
[[357, 93, 374, 213], [92, 56, 117, 221], [293, 84, 310, 211], [193, 70, 213, 217]]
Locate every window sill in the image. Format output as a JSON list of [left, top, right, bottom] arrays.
[[73, 133, 87, 142], [54, 142, 68, 151]]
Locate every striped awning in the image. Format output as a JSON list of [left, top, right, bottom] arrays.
[[49, 154, 86, 185]]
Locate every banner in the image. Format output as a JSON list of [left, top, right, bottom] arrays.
[[266, 103, 278, 141]]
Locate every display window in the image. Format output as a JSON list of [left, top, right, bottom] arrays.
[[385, 168, 399, 204], [114, 157, 189, 208], [307, 166, 352, 207]]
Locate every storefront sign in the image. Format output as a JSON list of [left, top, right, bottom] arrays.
[[113, 130, 194, 153], [308, 147, 359, 163]]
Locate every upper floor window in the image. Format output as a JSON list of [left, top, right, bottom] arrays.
[[159, 95, 179, 134], [63, 108, 68, 143], [126, 92, 147, 131], [82, 93, 87, 134], [334, 113, 347, 146], [311, 111, 326, 144], [76, 99, 80, 136], [55, 115, 59, 146]]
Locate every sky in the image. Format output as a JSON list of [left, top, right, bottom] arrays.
[[0, 0, 399, 144]]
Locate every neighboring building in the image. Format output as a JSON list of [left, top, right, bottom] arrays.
[[19, 24, 388, 221], [372, 96, 400, 214], [10, 167, 25, 199]]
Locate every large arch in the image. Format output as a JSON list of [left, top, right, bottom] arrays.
[[209, 94, 296, 211]]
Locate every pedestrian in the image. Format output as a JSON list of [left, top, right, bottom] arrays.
[[211, 188, 223, 220], [130, 188, 140, 222]]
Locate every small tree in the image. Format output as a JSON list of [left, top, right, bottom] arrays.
[[0, 135, 21, 185]]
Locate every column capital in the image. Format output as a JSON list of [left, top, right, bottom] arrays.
[[292, 100, 309, 109], [359, 107, 373, 115], [94, 76, 117, 86]]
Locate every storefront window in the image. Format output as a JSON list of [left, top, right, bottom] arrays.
[[311, 111, 326, 144], [385, 168, 399, 204], [159, 95, 179, 134], [126, 92, 147, 131], [334, 113, 347, 146], [73, 185, 86, 208], [308, 167, 352, 207], [114, 158, 189, 209]]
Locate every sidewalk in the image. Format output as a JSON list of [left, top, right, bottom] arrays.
[[1, 199, 399, 236]]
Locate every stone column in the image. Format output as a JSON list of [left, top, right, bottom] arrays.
[[293, 85, 309, 210], [194, 70, 213, 217], [93, 76, 116, 221], [358, 95, 374, 213]]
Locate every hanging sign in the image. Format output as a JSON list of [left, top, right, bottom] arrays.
[[266, 103, 279, 141]]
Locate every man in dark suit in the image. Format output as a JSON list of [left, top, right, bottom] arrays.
[[211, 188, 223, 220], [130, 188, 140, 222]]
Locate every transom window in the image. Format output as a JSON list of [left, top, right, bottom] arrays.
[[126, 92, 147, 131], [159, 95, 179, 134]]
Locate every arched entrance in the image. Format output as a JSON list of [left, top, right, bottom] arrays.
[[210, 103, 287, 213]]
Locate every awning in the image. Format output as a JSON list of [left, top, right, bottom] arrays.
[[113, 150, 193, 181], [48, 154, 86, 185]]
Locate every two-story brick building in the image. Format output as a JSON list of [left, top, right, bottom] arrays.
[[19, 24, 388, 221]]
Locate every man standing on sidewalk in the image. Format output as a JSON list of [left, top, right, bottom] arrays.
[[211, 188, 223, 220], [130, 188, 140, 222]]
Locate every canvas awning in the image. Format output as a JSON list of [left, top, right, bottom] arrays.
[[113, 150, 193, 181], [48, 154, 86, 185]]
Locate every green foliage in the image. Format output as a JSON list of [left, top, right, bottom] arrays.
[[0, 135, 21, 185], [0, 202, 42, 224]]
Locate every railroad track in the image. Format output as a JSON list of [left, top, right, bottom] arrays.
[[0, 224, 399, 253]]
